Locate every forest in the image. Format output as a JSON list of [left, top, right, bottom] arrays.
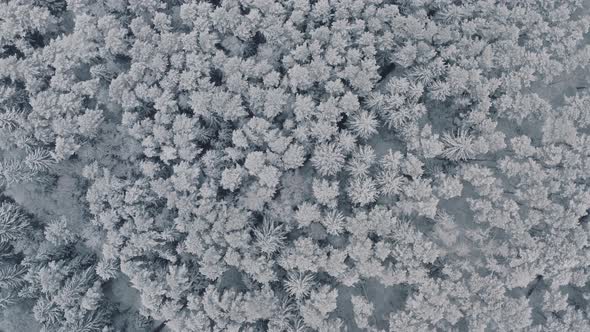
[[1, 0, 590, 331]]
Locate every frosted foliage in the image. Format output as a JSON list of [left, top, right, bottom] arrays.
[[0, 0, 590, 331]]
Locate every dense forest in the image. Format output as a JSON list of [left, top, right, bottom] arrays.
[[1, 0, 590, 331]]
